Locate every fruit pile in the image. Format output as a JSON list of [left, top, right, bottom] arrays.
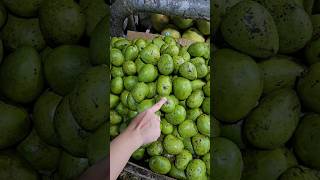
[[0, 0, 108, 179], [110, 36, 211, 179], [213, 0, 320, 180]]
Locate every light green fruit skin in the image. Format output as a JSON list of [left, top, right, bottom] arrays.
[[163, 45, 180, 57], [132, 147, 145, 160], [279, 166, 319, 180], [0, 46, 44, 104], [297, 63, 320, 114], [197, 114, 210, 137], [203, 82, 210, 96], [202, 97, 210, 115], [179, 47, 191, 62], [17, 130, 61, 172], [122, 60, 137, 76], [178, 120, 198, 138], [54, 97, 90, 157], [173, 55, 186, 74], [127, 93, 138, 111], [186, 159, 207, 179], [160, 95, 176, 113], [173, 77, 192, 100], [212, 137, 243, 180], [124, 45, 139, 61], [165, 105, 186, 125], [0, 101, 31, 149], [163, 134, 184, 155], [158, 54, 174, 75], [182, 29, 205, 42], [140, 44, 160, 65], [191, 80, 206, 91], [33, 90, 62, 147], [168, 162, 187, 180], [157, 75, 172, 96], [194, 62, 209, 78], [110, 125, 119, 137], [149, 156, 171, 175], [57, 151, 89, 180], [152, 37, 165, 49], [196, 20, 210, 35], [87, 123, 107, 165], [1, 15, 46, 51], [115, 103, 128, 117], [202, 153, 210, 175], [221, 1, 279, 58], [213, 49, 263, 122], [192, 134, 210, 156], [138, 64, 158, 82], [39, 0, 85, 46], [69, 65, 108, 131], [187, 90, 205, 109], [294, 114, 320, 170], [160, 119, 174, 134], [123, 76, 138, 91], [161, 28, 181, 39], [111, 66, 124, 78], [188, 42, 209, 58], [259, 55, 304, 93], [137, 99, 155, 113], [241, 148, 297, 180], [0, 151, 39, 180], [131, 82, 149, 103], [147, 141, 163, 156], [120, 90, 129, 107], [111, 77, 123, 95], [111, 48, 124, 66], [175, 149, 193, 170], [179, 62, 197, 80], [244, 89, 300, 149], [2, 0, 42, 17], [44, 45, 91, 96], [305, 39, 320, 65], [146, 82, 157, 98], [187, 108, 203, 121], [110, 110, 122, 125]]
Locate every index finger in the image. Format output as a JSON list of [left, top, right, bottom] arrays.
[[148, 97, 167, 113]]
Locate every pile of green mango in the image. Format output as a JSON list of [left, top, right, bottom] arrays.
[[110, 36, 211, 179], [0, 0, 109, 179], [213, 0, 320, 180], [150, 13, 210, 43]]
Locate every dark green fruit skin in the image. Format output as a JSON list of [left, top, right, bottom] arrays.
[[1, 15, 46, 51], [259, 56, 304, 94], [242, 148, 297, 180], [192, 134, 210, 156], [33, 90, 62, 146], [2, 0, 41, 17], [89, 14, 109, 65], [132, 147, 145, 160], [311, 15, 320, 40], [305, 38, 320, 65], [58, 151, 89, 180], [39, 0, 85, 46], [87, 123, 107, 165], [212, 137, 243, 180], [17, 130, 61, 172], [149, 156, 171, 175], [186, 159, 206, 179], [297, 63, 320, 114], [44, 45, 92, 96], [213, 49, 263, 122], [279, 166, 319, 180], [259, 0, 312, 54], [221, 1, 279, 58], [221, 120, 246, 149], [0, 46, 44, 104], [0, 101, 31, 149], [69, 65, 108, 131], [175, 150, 192, 170], [244, 89, 300, 149], [54, 97, 90, 157], [0, 151, 39, 180], [294, 114, 320, 170]]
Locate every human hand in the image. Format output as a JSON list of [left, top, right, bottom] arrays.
[[125, 98, 167, 146]]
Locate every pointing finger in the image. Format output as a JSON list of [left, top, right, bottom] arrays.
[[148, 97, 167, 113]]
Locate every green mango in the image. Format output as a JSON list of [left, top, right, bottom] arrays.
[[110, 125, 119, 137], [179, 47, 191, 62], [111, 48, 124, 66], [179, 62, 197, 80], [163, 45, 180, 57], [149, 156, 171, 175], [165, 105, 186, 125], [187, 90, 205, 109], [122, 60, 137, 75], [163, 134, 184, 155], [39, 0, 85, 46], [221, 120, 246, 149], [128, 110, 138, 120], [140, 44, 160, 65], [0, 3, 7, 29], [245, 89, 300, 149], [182, 138, 195, 155], [191, 80, 206, 91], [0, 151, 39, 180], [147, 82, 157, 98], [194, 63, 209, 79], [17, 129, 61, 172], [192, 134, 210, 156], [0, 101, 31, 149], [89, 14, 109, 65], [123, 76, 138, 91], [87, 123, 107, 164], [196, 20, 210, 35], [160, 95, 176, 113], [173, 55, 186, 74], [44, 45, 91, 95], [124, 45, 139, 61], [196, 114, 210, 137], [111, 77, 123, 95], [297, 63, 320, 114], [187, 108, 203, 121], [132, 147, 145, 160], [33, 90, 62, 146], [213, 49, 263, 122], [305, 39, 320, 65], [147, 141, 163, 156], [115, 102, 128, 117], [186, 159, 207, 179], [131, 82, 149, 103], [182, 29, 205, 42], [120, 90, 129, 106], [242, 148, 297, 180], [135, 58, 146, 73], [135, 38, 147, 50], [110, 110, 122, 125], [138, 64, 158, 82], [158, 54, 174, 75], [111, 66, 124, 78], [221, 1, 279, 58], [160, 119, 173, 135], [294, 114, 320, 169], [137, 99, 155, 113], [114, 38, 130, 50], [188, 42, 209, 59], [212, 137, 243, 180], [1, 15, 45, 51], [190, 57, 206, 64], [57, 151, 89, 180], [203, 82, 210, 97], [0, 46, 44, 104], [168, 163, 187, 180], [151, 14, 169, 32], [202, 97, 210, 115], [172, 16, 193, 30], [202, 153, 210, 175], [54, 97, 90, 157], [161, 28, 181, 39], [279, 166, 318, 180], [178, 120, 198, 138], [173, 77, 192, 100], [175, 149, 192, 170], [157, 75, 172, 96], [127, 93, 138, 111]]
